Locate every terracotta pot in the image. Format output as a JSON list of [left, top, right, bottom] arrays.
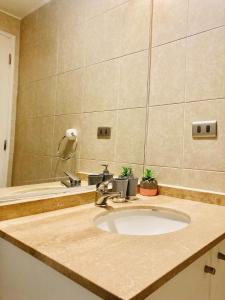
[[140, 187, 158, 196], [140, 178, 158, 197]]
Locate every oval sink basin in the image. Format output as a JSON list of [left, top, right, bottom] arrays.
[[94, 207, 190, 236]]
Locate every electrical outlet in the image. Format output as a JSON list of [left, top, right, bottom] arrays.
[[192, 120, 217, 138], [97, 127, 111, 139]]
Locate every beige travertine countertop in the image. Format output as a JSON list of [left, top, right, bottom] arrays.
[[0, 195, 225, 300]]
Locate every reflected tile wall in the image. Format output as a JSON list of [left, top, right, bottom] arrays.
[[13, 0, 225, 193]]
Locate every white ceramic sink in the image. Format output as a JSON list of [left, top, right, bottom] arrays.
[[94, 207, 190, 236]]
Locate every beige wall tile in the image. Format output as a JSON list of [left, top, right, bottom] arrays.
[[56, 70, 83, 115], [26, 117, 54, 156], [146, 104, 184, 167], [17, 83, 36, 118], [81, 111, 117, 161], [111, 162, 143, 178], [186, 27, 225, 101], [83, 59, 119, 112], [145, 165, 182, 186], [51, 157, 77, 179], [53, 114, 81, 158], [58, 0, 85, 26], [188, 0, 225, 35], [152, 0, 188, 46], [19, 42, 37, 84], [115, 108, 146, 164], [181, 169, 225, 194], [78, 159, 143, 178], [118, 50, 149, 109], [34, 30, 58, 80], [104, 0, 128, 11], [20, 11, 37, 46], [103, 6, 123, 60], [58, 23, 85, 73], [31, 155, 52, 182], [85, 15, 105, 65], [84, 0, 105, 20], [183, 99, 225, 172], [78, 159, 110, 174], [36, 76, 57, 117], [150, 39, 186, 105], [122, 0, 151, 55]]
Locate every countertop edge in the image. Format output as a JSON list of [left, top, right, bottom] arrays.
[[1, 227, 225, 300]]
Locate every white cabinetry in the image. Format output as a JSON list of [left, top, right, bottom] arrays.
[[211, 239, 225, 300], [148, 239, 225, 300]]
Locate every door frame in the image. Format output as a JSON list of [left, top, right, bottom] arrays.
[[0, 30, 15, 186]]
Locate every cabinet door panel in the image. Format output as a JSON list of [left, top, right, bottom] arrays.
[[211, 239, 225, 300], [147, 252, 211, 300]]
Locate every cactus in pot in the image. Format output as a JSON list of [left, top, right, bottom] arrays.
[[140, 169, 158, 196]]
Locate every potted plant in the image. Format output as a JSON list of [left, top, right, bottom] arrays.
[[140, 169, 158, 196]]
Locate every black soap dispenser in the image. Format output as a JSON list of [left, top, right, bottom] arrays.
[[101, 164, 113, 181]]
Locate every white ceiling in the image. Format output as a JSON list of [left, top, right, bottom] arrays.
[[0, 0, 50, 19]]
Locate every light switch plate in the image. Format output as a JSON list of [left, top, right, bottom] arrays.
[[97, 127, 111, 139], [192, 120, 217, 138]]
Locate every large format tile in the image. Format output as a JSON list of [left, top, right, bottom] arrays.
[[84, 0, 105, 20], [188, 0, 225, 35], [183, 99, 225, 172], [34, 30, 58, 80], [35, 76, 57, 117], [104, 0, 128, 11], [85, 14, 105, 65], [56, 69, 83, 115], [83, 60, 119, 112], [115, 108, 146, 164], [145, 166, 182, 186], [186, 27, 225, 101], [58, 22, 85, 72], [17, 83, 36, 118], [146, 104, 184, 167], [78, 159, 144, 178], [80, 111, 117, 161], [122, 0, 151, 55], [58, 0, 85, 27], [118, 50, 149, 109], [26, 117, 54, 156], [152, 0, 188, 46], [103, 5, 124, 60], [181, 169, 225, 194], [150, 39, 186, 106]]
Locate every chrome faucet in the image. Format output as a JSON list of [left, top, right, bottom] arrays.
[[61, 171, 81, 188], [95, 179, 121, 207]]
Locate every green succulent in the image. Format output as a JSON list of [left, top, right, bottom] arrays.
[[143, 169, 154, 181], [120, 166, 132, 178]]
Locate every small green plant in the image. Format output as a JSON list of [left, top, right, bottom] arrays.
[[143, 169, 154, 181], [120, 166, 132, 178]]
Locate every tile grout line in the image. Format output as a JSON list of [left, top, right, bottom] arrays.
[[152, 23, 225, 49], [140, 0, 154, 175]]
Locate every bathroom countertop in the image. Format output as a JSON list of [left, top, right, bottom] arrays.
[[0, 195, 225, 300]]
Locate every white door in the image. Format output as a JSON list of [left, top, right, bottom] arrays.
[[0, 32, 14, 187]]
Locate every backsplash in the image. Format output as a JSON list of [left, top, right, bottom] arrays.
[[13, 0, 225, 193]]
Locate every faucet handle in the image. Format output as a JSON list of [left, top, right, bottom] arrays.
[[64, 171, 81, 186], [96, 179, 112, 193]]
